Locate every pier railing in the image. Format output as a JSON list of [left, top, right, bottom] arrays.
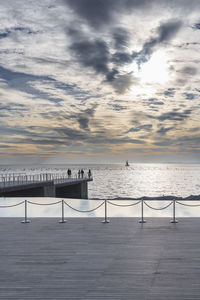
[[0, 198, 200, 224], [0, 173, 91, 186]]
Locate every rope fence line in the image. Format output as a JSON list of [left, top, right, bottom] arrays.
[[28, 200, 62, 206], [144, 201, 173, 210], [1, 198, 200, 224], [0, 200, 25, 208], [64, 200, 105, 213], [176, 201, 200, 207], [107, 200, 141, 207]]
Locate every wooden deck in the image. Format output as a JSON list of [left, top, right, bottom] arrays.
[[0, 217, 200, 299]]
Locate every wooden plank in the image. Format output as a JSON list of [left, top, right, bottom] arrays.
[[0, 218, 199, 299]]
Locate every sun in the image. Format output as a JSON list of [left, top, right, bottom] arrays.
[[138, 50, 169, 84]]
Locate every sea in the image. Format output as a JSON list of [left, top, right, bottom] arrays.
[[0, 163, 200, 218]]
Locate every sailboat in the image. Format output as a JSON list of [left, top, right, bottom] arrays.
[[125, 160, 129, 167]]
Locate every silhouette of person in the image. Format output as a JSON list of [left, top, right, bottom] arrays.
[[81, 169, 84, 178], [88, 169, 92, 178]]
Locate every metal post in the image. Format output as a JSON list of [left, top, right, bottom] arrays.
[[139, 200, 146, 223], [59, 200, 66, 223], [102, 200, 110, 223], [21, 200, 30, 223], [171, 200, 178, 223]]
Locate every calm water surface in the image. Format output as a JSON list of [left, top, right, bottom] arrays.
[[0, 163, 200, 218]]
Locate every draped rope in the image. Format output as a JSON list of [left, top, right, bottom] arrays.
[[176, 201, 200, 207], [28, 200, 61, 206], [144, 201, 173, 210], [0, 200, 24, 208], [107, 200, 141, 207], [64, 200, 105, 213]]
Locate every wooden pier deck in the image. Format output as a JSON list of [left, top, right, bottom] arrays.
[[0, 217, 200, 299]]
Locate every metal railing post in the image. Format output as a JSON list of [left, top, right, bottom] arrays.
[[139, 200, 146, 223], [171, 200, 178, 223], [59, 200, 66, 223], [21, 200, 30, 223], [102, 200, 110, 223]]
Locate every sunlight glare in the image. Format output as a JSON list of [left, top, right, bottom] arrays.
[[139, 50, 169, 84]]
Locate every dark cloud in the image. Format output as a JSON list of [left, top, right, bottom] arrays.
[[112, 27, 130, 49], [157, 126, 174, 135], [77, 106, 97, 130], [180, 66, 197, 76], [164, 88, 176, 97], [0, 27, 38, 39], [193, 23, 200, 30], [111, 52, 133, 66], [65, 0, 149, 29], [111, 73, 134, 93], [136, 19, 182, 66], [108, 104, 127, 111], [126, 124, 152, 133], [150, 109, 192, 121], [69, 38, 110, 75], [148, 98, 164, 105], [184, 93, 196, 100]]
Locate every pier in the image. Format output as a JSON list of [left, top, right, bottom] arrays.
[[0, 173, 93, 198], [0, 217, 200, 299]]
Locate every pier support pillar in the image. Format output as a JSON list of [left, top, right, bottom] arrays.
[[43, 184, 55, 197], [80, 182, 88, 199]]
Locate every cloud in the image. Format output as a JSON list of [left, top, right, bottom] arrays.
[[164, 88, 176, 97], [157, 126, 174, 135], [64, 0, 149, 29], [136, 19, 182, 66], [193, 23, 200, 30], [110, 73, 134, 93], [148, 109, 192, 121], [148, 98, 164, 105], [126, 124, 152, 133], [184, 93, 197, 100], [112, 27, 130, 49]]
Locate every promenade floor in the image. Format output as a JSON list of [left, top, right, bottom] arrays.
[[0, 217, 200, 299]]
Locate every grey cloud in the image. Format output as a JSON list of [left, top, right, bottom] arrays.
[[111, 52, 133, 66], [108, 104, 127, 111], [193, 23, 200, 30], [111, 73, 134, 94], [164, 88, 175, 97], [153, 109, 192, 121], [157, 126, 174, 135], [69, 39, 110, 75], [112, 27, 130, 49], [65, 0, 149, 29], [137, 19, 182, 66], [126, 124, 152, 133], [180, 66, 197, 76], [184, 93, 196, 100], [0, 27, 39, 39], [148, 98, 164, 105]]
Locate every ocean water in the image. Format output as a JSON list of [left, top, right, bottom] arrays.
[[0, 163, 200, 218]]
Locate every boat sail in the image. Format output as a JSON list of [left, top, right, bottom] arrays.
[[125, 160, 129, 166]]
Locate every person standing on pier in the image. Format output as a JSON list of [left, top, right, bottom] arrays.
[[81, 169, 84, 178], [67, 169, 71, 178], [88, 169, 92, 178]]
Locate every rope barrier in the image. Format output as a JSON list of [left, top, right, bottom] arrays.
[[144, 201, 173, 210], [64, 200, 105, 213], [28, 200, 61, 206], [0, 200, 25, 208], [176, 201, 200, 207], [107, 200, 141, 207]]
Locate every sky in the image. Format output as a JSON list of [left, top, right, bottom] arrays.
[[0, 0, 200, 164]]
